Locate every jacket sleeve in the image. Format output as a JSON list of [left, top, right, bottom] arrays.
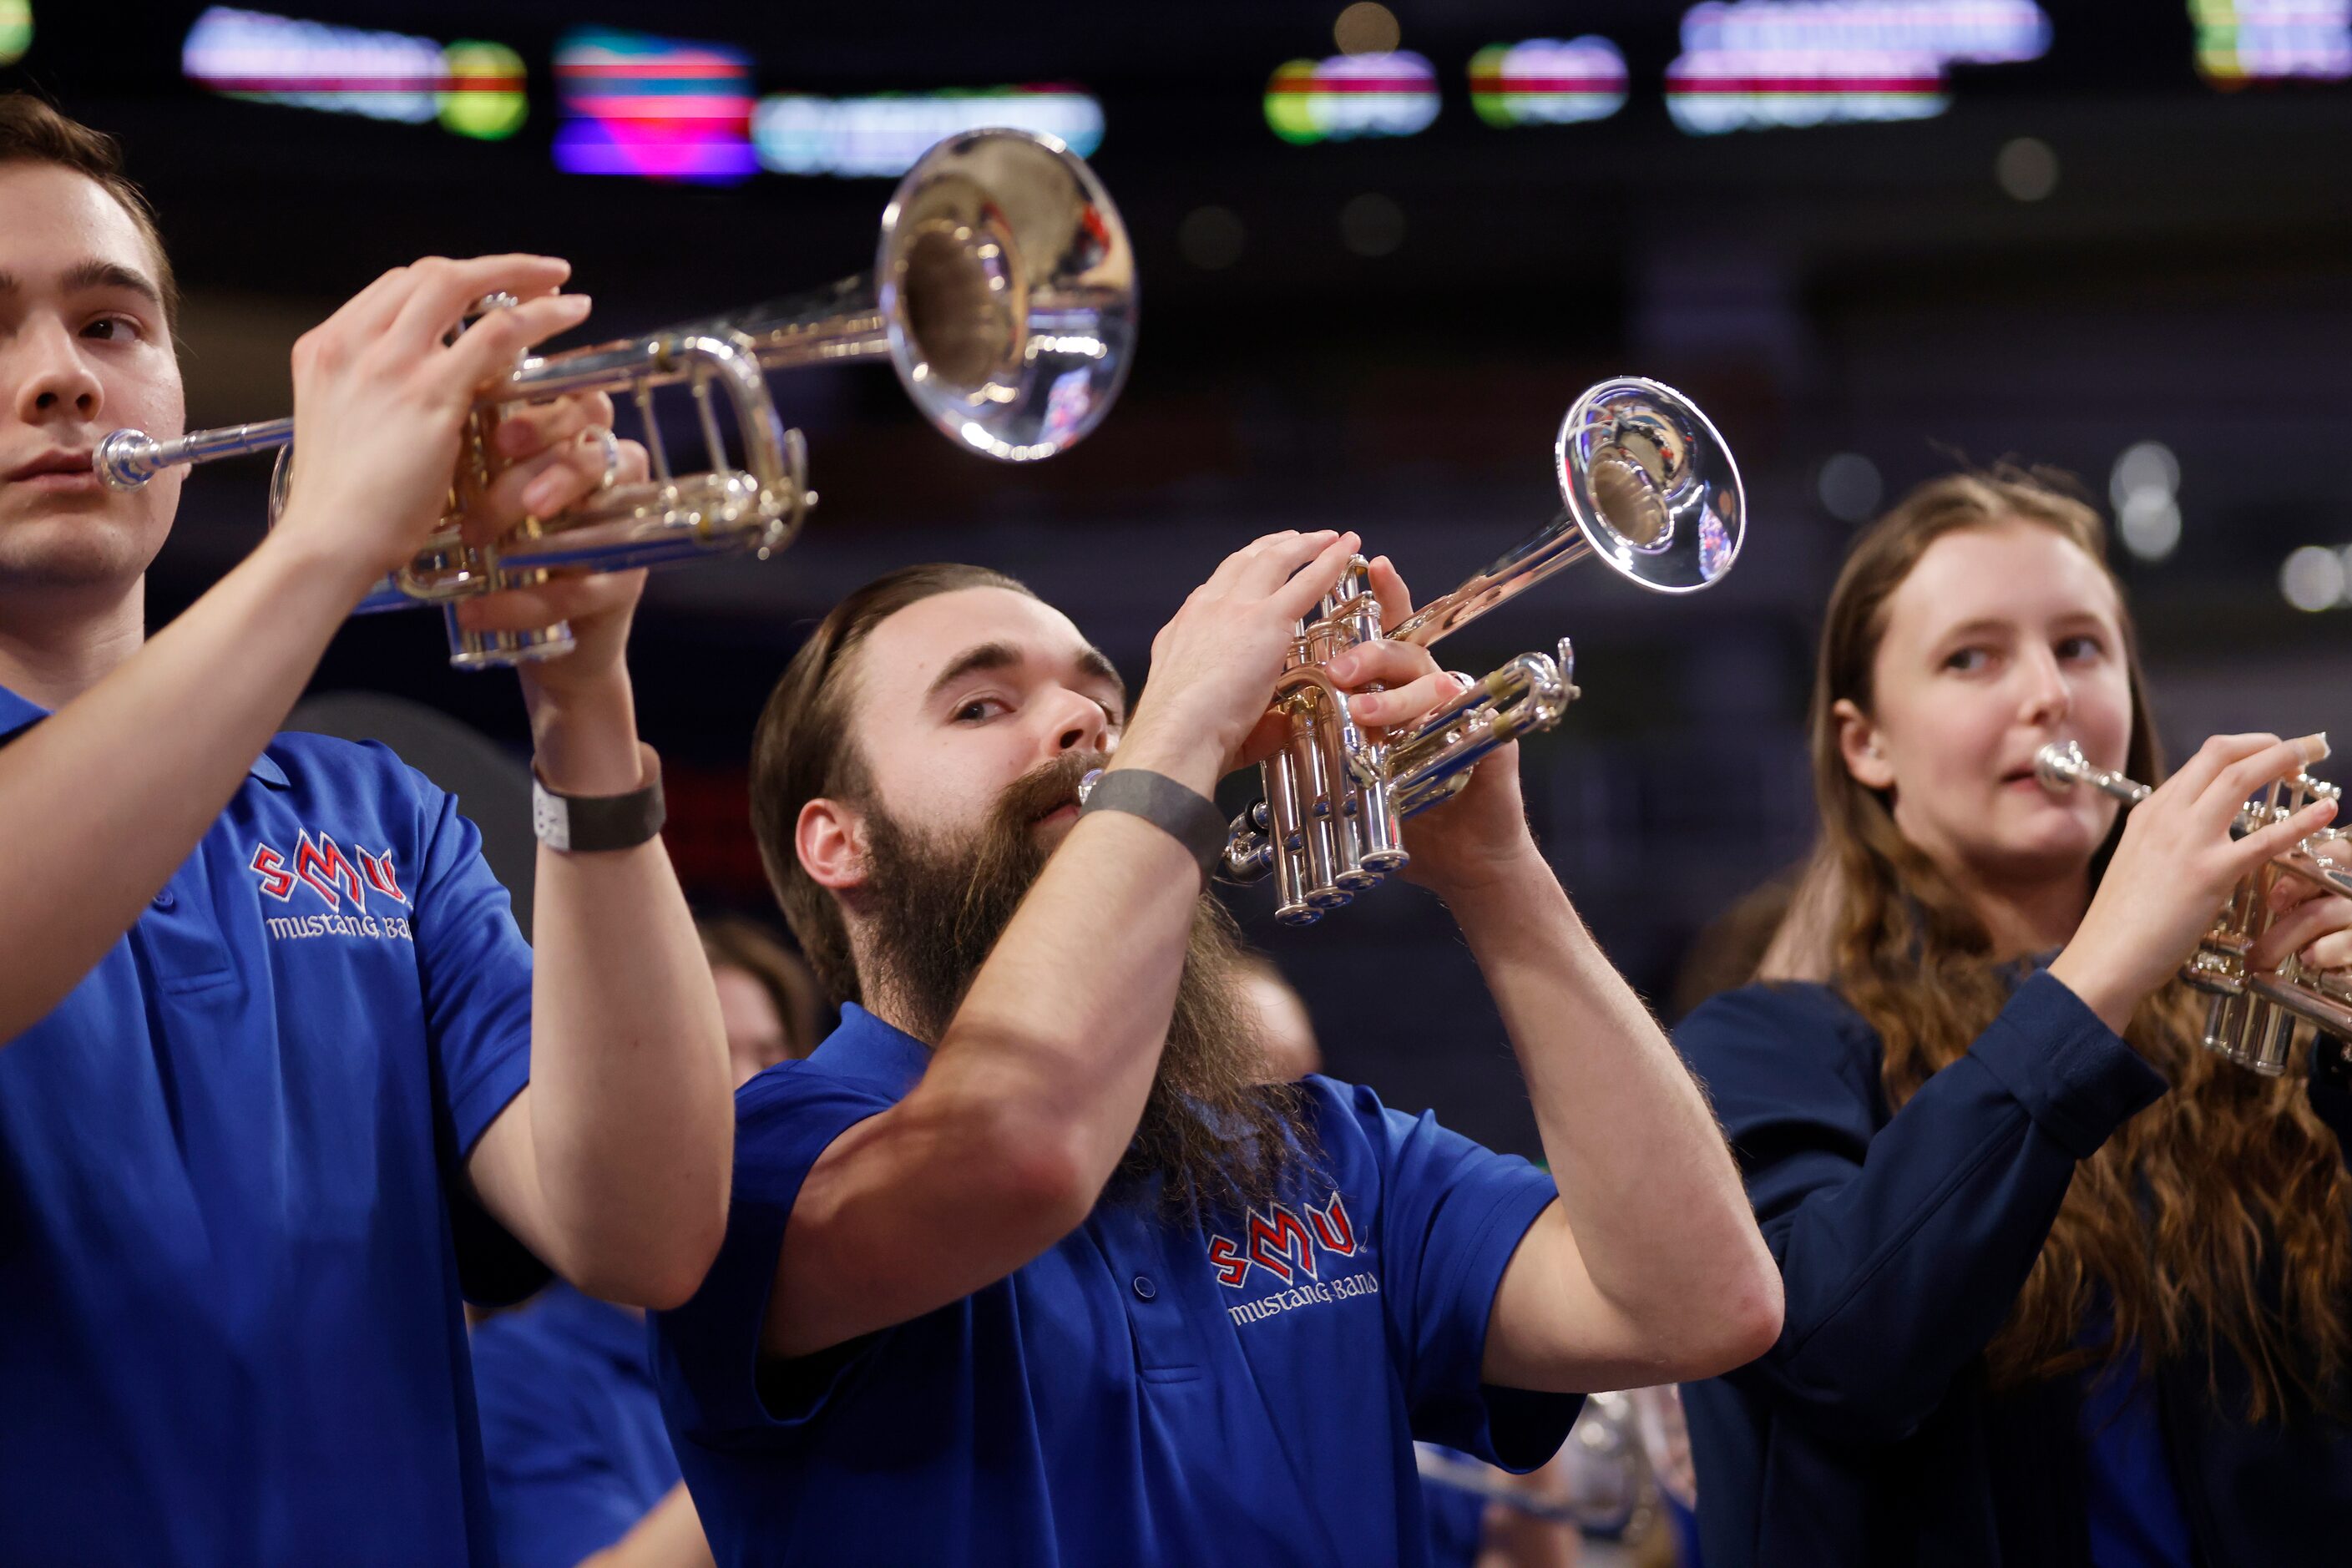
[[1675, 974, 2167, 1444]]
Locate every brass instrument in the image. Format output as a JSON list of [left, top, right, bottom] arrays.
[[2036, 740, 2352, 1075], [94, 129, 1135, 668], [1079, 377, 1741, 924]]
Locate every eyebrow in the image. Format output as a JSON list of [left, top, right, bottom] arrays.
[[926, 639, 1128, 719], [0, 260, 165, 310]]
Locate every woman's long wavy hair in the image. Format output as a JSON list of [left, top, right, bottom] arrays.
[[1761, 468, 2352, 1419]]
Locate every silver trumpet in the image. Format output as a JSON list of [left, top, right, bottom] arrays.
[[1081, 377, 1742, 925], [2036, 740, 2352, 1075], [94, 129, 1135, 668]]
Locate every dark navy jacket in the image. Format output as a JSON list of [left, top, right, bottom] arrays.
[[1675, 972, 2352, 1568]]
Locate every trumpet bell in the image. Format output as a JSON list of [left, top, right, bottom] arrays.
[[1556, 377, 1744, 594], [879, 129, 1136, 462]]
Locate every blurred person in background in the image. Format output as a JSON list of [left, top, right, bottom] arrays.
[[702, 911, 828, 1085], [1675, 470, 2352, 1566], [473, 921, 822, 1568], [0, 94, 733, 1565], [652, 549, 1782, 1565], [1236, 950, 1321, 1081]]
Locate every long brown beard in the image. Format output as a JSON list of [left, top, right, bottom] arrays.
[[854, 751, 1313, 1216]]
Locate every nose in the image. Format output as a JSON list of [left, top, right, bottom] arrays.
[[2018, 645, 2071, 730], [1044, 685, 1110, 758], [12, 316, 104, 427]]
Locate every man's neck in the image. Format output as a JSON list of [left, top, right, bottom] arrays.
[[0, 577, 145, 708]]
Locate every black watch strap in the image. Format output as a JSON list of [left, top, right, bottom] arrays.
[[532, 744, 665, 853], [1077, 767, 1226, 879]]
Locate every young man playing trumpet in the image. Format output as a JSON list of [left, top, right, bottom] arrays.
[[0, 95, 731, 1563], [653, 545, 1783, 1565]]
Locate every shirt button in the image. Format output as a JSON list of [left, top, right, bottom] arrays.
[[151, 888, 175, 910], [1131, 1275, 1156, 1301]]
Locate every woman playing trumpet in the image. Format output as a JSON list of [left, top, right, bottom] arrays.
[[1675, 468, 2352, 1566]]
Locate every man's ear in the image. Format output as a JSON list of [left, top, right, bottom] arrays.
[[797, 797, 868, 893], [1834, 697, 1896, 792]]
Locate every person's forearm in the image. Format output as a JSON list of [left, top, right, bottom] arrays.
[[1449, 855, 1775, 1354], [579, 1481, 716, 1568], [518, 676, 733, 1308], [0, 529, 373, 1041], [918, 732, 1218, 1207]]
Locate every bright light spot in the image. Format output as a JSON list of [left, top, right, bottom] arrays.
[[751, 89, 1102, 177], [2118, 490, 2183, 561], [1469, 38, 1630, 127], [1178, 205, 1247, 271], [1339, 192, 1405, 257], [1334, 2, 1401, 55], [438, 41, 528, 140], [1818, 452, 1883, 522], [2282, 544, 2347, 611], [2108, 440, 2179, 511], [185, 6, 448, 124], [1264, 51, 1439, 144], [0, 0, 31, 66], [554, 27, 756, 185], [1995, 136, 2058, 200], [2193, 0, 2352, 83], [1666, 0, 2051, 135]]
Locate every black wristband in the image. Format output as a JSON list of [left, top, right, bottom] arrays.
[[532, 744, 665, 852], [1077, 767, 1226, 879]]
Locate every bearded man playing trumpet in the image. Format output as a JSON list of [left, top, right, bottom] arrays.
[[1674, 468, 2352, 1567], [650, 541, 1783, 1565], [0, 95, 733, 1564]]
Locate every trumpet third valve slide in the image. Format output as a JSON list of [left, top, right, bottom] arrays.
[[2036, 739, 2352, 1074]]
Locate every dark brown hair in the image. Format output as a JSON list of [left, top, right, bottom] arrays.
[[747, 563, 1033, 1007], [0, 94, 178, 328], [1765, 467, 2352, 1418], [697, 913, 825, 1060]]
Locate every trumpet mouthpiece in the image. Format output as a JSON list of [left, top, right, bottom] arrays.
[[2033, 741, 2086, 793]]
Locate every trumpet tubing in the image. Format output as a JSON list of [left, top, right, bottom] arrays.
[[2036, 740, 2352, 1075], [93, 129, 1136, 669]]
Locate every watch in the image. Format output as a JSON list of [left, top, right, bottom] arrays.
[[532, 744, 665, 852]]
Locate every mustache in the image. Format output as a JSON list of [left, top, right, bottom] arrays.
[[994, 749, 1110, 832]]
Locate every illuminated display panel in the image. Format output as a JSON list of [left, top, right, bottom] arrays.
[[1469, 37, 1629, 127], [2193, 0, 2352, 83], [1666, 0, 2051, 134], [1265, 51, 1439, 144], [554, 27, 757, 184], [0, 0, 29, 67], [180, 8, 524, 139], [753, 88, 1102, 177]]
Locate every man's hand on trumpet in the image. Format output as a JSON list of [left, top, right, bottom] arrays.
[[1320, 554, 1541, 901]]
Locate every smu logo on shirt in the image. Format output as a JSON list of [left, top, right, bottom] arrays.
[[1206, 1191, 1358, 1289], [249, 831, 414, 943]]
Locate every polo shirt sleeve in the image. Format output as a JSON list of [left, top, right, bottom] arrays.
[[402, 760, 543, 1303], [472, 1315, 648, 1568], [1328, 1080, 1581, 1473], [653, 1066, 894, 1449], [407, 766, 535, 1156]]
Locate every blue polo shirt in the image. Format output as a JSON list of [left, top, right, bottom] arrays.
[[473, 1284, 682, 1568], [0, 684, 539, 1566], [655, 1004, 1581, 1566]]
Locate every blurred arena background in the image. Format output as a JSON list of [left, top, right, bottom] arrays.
[[10, 0, 2349, 1158]]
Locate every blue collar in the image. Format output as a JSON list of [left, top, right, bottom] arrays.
[[0, 682, 289, 787], [803, 1004, 933, 1101]]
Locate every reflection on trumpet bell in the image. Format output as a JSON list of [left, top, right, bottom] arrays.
[[91, 127, 1136, 670], [2036, 739, 2352, 1075]]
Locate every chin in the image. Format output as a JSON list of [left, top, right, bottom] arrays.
[[0, 512, 162, 592]]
